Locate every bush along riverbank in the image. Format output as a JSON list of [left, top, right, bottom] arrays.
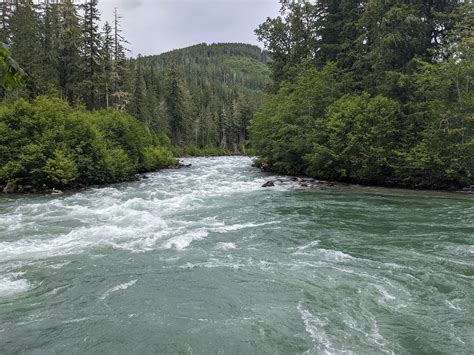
[[0, 97, 178, 194]]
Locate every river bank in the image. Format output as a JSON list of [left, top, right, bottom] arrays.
[[255, 159, 474, 194], [0, 161, 191, 195]]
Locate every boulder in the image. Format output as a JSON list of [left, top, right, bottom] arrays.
[[260, 161, 271, 172], [262, 181, 275, 188], [2, 182, 16, 194], [51, 188, 64, 195], [177, 163, 192, 169]]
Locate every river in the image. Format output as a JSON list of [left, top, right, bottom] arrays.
[[0, 156, 472, 354]]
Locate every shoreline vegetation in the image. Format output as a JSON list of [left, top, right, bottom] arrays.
[[249, 1, 473, 191], [0, 97, 177, 194]]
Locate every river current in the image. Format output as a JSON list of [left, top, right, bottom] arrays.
[[0, 156, 472, 354]]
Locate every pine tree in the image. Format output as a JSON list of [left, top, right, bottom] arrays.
[[129, 55, 149, 123], [9, 0, 43, 96], [41, 1, 61, 91], [80, 0, 101, 109], [219, 106, 229, 148], [58, 0, 82, 104], [111, 8, 129, 111], [163, 58, 192, 145], [99, 21, 113, 108]]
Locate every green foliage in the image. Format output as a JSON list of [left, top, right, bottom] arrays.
[[143, 146, 177, 170], [0, 96, 176, 189], [0, 42, 25, 89], [221, 56, 271, 80], [305, 94, 401, 184], [43, 147, 78, 187], [250, 63, 342, 175], [139, 43, 270, 151], [251, 1, 473, 189]]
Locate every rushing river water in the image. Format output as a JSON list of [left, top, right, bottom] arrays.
[[0, 156, 472, 354]]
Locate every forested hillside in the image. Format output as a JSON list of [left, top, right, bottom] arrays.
[[133, 43, 271, 150], [251, 1, 473, 189]]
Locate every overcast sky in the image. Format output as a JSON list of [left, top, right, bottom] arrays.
[[97, 0, 280, 57]]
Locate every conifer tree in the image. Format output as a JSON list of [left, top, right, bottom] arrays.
[[9, 0, 42, 96], [99, 21, 113, 108], [111, 8, 129, 111], [41, 2, 61, 91], [80, 0, 101, 109], [129, 55, 149, 124], [163, 58, 192, 145], [58, 0, 82, 104]]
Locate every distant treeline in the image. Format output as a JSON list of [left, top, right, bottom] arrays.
[[138, 43, 271, 150], [250, 1, 473, 189]]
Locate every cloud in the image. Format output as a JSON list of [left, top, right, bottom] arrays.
[[118, 0, 144, 10], [98, 0, 280, 56]]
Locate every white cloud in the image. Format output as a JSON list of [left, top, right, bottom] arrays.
[[98, 0, 280, 56]]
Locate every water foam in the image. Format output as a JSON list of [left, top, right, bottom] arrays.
[[100, 280, 137, 300], [297, 302, 351, 355], [0, 276, 32, 297], [163, 230, 209, 250], [216, 242, 237, 250]]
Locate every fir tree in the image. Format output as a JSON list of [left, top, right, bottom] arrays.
[[163, 57, 192, 145], [9, 0, 42, 96], [80, 0, 101, 109], [99, 21, 113, 108], [111, 8, 129, 111], [58, 0, 82, 104]]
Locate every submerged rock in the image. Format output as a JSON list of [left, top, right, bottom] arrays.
[[262, 181, 275, 188]]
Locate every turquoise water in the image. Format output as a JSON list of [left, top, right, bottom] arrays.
[[0, 157, 473, 354]]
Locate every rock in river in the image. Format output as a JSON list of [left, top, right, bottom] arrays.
[[2, 182, 16, 194]]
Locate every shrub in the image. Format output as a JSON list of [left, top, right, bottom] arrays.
[[43, 148, 78, 187], [0, 96, 176, 190]]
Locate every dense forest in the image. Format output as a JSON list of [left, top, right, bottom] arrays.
[[134, 43, 270, 151], [250, 1, 473, 189], [0, 0, 270, 192]]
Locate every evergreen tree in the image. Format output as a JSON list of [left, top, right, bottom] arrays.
[[99, 21, 113, 108], [163, 57, 192, 145], [129, 55, 149, 124], [9, 0, 43, 96], [58, 0, 82, 104], [40, 2, 61, 91], [111, 8, 129, 111], [80, 0, 101, 109]]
